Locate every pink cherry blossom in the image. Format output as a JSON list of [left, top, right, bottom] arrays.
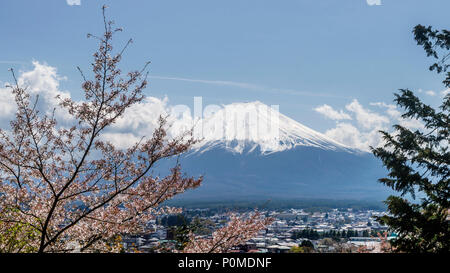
[[0, 7, 270, 253]]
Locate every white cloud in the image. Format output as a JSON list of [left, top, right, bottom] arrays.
[[314, 104, 352, 120], [345, 99, 390, 130], [103, 97, 173, 148], [1, 62, 193, 153], [0, 62, 190, 150], [314, 100, 391, 152], [111, 97, 169, 133], [366, 0, 382, 6], [441, 88, 450, 97], [317, 99, 426, 152], [66, 0, 81, 6], [369, 102, 400, 118], [101, 133, 142, 150], [102, 95, 202, 149], [324, 122, 383, 152], [418, 89, 436, 96], [19, 61, 72, 121], [0, 61, 72, 128], [0, 85, 15, 117], [371, 101, 424, 130]]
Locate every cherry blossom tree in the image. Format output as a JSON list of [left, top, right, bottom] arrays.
[[0, 6, 269, 253], [183, 212, 272, 253]]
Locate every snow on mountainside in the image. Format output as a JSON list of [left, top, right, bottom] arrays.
[[155, 101, 388, 200], [190, 101, 358, 155]]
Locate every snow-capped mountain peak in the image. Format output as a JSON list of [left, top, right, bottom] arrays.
[[190, 101, 354, 154]]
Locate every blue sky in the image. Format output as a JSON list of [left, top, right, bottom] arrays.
[[0, 0, 449, 150]]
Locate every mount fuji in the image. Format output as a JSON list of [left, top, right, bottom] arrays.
[[190, 101, 354, 155], [158, 102, 390, 201]]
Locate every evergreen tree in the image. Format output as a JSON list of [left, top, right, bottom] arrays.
[[346, 230, 353, 238], [300, 240, 315, 250], [372, 25, 449, 253], [363, 230, 369, 238]]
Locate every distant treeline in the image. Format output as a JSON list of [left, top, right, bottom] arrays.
[[291, 229, 377, 240], [166, 198, 386, 213]]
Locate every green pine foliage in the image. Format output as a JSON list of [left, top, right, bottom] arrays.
[[372, 25, 450, 253]]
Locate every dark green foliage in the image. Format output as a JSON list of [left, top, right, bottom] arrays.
[[291, 229, 360, 240], [188, 217, 216, 236], [162, 215, 215, 251], [166, 225, 191, 251], [413, 25, 450, 87], [300, 240, 315, 249], [372, 25, 450, 253], [159, 214, 191, 250], [159, 214, 189, 227]]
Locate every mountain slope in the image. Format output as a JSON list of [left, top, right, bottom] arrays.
[[160, 146, 389, 201], [156, 101, 389, 201]]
